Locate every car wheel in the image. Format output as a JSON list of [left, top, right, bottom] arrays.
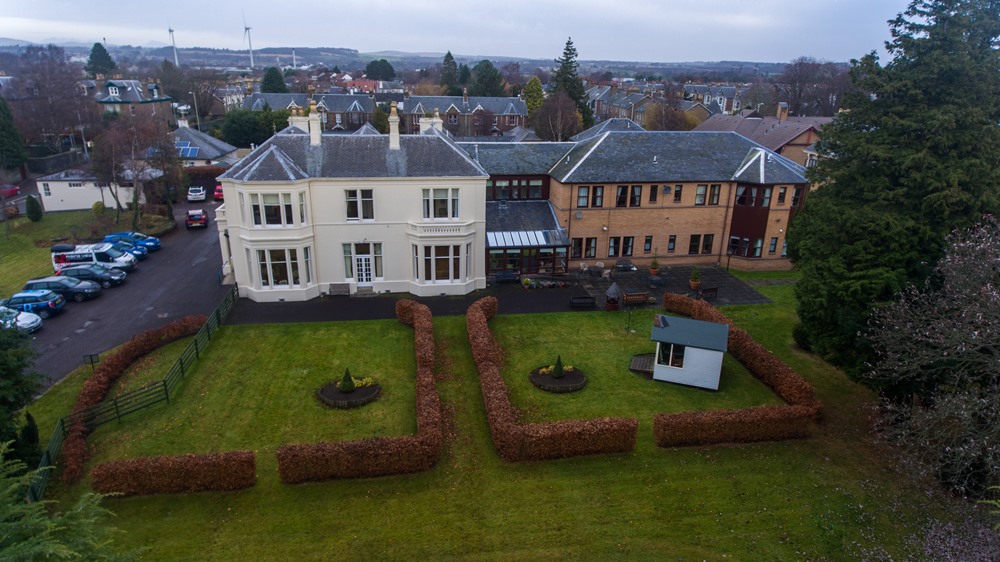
[[74, 293, 86, 303], [101, 280, 112, 289], [37, 309, 50, 319]]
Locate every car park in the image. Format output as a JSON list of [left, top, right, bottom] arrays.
[[23, 276, 102, 302], [109, 239, 149, 260], [0, 290, 66, 319], [0, 185, 20, 198], [51, 243, 137, 272], [186, 209, 208, 228], [214, 185, 224, 201], [0, 306, 43, 333], [187, 186, 206, 201], [56, 264, 126, 288], [105, 232, 161, 252]]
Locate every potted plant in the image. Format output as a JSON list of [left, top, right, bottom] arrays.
[[649, 256, 660, 276], [689, 267, 701, 290]]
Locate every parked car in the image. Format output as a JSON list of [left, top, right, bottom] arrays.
[[57, 264, 127, 288], [0, 290, 66, 319], [0, 306, 42, 333], [214, 185, 224, 201], [187, 186, 206, 202], [24, 275, 102, 302], [0, 185, 19, 198], [186, 209, 208, 228], [109, 239, 149, 260], [105, 231, 161, 252], [51, 243, 137, 272]]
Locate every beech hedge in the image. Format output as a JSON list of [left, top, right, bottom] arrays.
[[276, 300, 442, 483], [466, 297, 638, 461], [653, 294, 822, 447], [62, 315, 206, 484], [91, 451, 255, 497]]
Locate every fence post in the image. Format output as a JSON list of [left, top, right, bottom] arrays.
[[193, 337, 200, 358], [163, 378, 170, 402], [114, 396, 121, 423]]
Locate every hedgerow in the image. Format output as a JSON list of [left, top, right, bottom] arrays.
[[91, 451, 255, 496]]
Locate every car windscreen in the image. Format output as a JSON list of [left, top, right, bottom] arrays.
[[104, 247, 125, 258]]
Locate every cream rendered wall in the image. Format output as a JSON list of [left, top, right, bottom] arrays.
[[40, 181, 137, 212]]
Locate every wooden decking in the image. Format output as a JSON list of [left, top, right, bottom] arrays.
[[629, 354, 655, 375]]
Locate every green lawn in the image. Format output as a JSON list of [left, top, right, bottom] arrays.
[[29, 285, 959, 561]]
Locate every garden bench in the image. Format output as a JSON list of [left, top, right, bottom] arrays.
[[622, 292, 649, 307], [569, 295, 597, 309]]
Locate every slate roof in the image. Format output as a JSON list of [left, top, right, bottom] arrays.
[[458, 142, 575, 175], [549, 131, 807, 185], [315, 94, 374, 113], [572, 118, 644, 142], [96, 80, 170, 104], [37, 167, 163, 182], [451, 126, 540, 144], [485, 200, 569, 248], [402, 96, 527, 117], [220, 126, 487, 182], [172, 127, 238, 162], [242, 93, 310, 111], [694, 113, 832, 152], [650, 314, 729, 352]]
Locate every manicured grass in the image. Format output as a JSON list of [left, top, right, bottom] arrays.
[[494, 310, 781, 425], [29, 291, 960, 560]]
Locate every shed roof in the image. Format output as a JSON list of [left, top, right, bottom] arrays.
[[650, 314, 729, 352]]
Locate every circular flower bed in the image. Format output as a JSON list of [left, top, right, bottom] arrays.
[[529, 365, 588, 393], [317, 371, 381, 409]]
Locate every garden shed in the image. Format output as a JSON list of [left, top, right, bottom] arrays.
[[649, 314, 729, 390]]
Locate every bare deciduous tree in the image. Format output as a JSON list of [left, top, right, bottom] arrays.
[[531, 92, 581, 141]]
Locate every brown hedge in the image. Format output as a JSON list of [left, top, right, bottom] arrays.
[[61, 315, 206, 484], [466, 297, 638, 462], [275, 300, 442, 483], [652, 294, 823, 448], [91, 451, 255, 497]]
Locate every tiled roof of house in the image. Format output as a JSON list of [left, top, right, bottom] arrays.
[[220, 125, 487, 182], [172, 126, 238, 162], [572, 118, 645, 142], [694, 113, 832, 152], [549, 131, 807, 185], [458, 142, 575, 175], [95, 80, 169, 104], [315, 94, 375, 113], [402, 96, 527, 116], [242, 93, 310, 111]]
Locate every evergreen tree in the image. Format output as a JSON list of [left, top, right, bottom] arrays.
[[14, 412, 39, 469], [370, 104, 389, 134], [551, 38, 594, 129], [364, 59, 396, 81], [25, 195, 41, 222], [523, 76, 544, 120], [339, 368, 355, 393], [469, 60, 506, 97], [440, 51, 460, 96], [0, 328, 39, 458], [220, 109, 269, 147], [0, 96, 26, 169], [84, 42, 116, 78], [458, 64, 471, 86], [787, 0, 1000, 376], [260, 67, 288, 93]]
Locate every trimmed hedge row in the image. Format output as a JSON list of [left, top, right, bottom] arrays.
[[91, 451, 256, 497], [466, 297, 638, 461], [653, 294, 822, 447], [62, 315, 206, 484], [275, 299, 442, 483]]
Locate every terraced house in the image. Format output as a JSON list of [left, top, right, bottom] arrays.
[[216, 103, 488, 302]]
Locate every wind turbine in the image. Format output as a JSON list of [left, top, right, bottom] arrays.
[[168, 25, 179, 66], [243, 13, 255, 69]]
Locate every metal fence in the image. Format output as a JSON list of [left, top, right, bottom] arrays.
[[27, 284, 239, 502]]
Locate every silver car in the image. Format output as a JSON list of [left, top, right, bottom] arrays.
[[0, 306, 42, 333]]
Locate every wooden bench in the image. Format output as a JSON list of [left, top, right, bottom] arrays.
[[569, 295, 596, 309], [622, 292, 649, 307], [698, 287, 718, 301]]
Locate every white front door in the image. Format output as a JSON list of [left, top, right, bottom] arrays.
[[355, 256, 373, 285]]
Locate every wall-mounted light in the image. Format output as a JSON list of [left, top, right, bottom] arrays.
[[602, 225, 608, 231]]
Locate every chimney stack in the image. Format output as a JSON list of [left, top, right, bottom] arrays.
[[389, 101, 400, 149], [463, 87, 468, 104], [308, 99, 321, 145], [776, 102, 789, 122]]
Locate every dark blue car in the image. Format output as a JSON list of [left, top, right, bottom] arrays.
[[105, 232, 161, 252], [108, 240, 149, 260], [0, 290, 66, 319]]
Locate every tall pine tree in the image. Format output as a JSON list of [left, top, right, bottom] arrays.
[[260, 67, 288, 93], [551, 38, 594, 129], [469, 60, 506, 97], [787, 0, 1000, 376], [440, 52, 460, 96], [84, 42, 116, 78], [0, 96, 26, 169]]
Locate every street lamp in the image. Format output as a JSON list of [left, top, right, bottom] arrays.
[[188, 92, 202, 131]]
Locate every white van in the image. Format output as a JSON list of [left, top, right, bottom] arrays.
[[51, 243, 137, 272]]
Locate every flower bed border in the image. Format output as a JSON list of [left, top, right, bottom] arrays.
[[529, 368, 588, 393], [316, 383, 382, 409]]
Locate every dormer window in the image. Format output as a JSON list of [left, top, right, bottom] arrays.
[[109, 86, 119, 96]]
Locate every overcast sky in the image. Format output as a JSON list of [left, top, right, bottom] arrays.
[[2, 0, 913, 63]]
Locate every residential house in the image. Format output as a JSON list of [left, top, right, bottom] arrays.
[[314, 93, 375, 131], [95, 80, 173, 127], [36, 168, 155, 212], [682, 84, 747, 114], [400, 92, 528, 137], [693, 106, 831, 167], [215, 102, 489, 302], [650, 313, 729, 391], [242, 92, 310, 113], [172, 124, 239, 167]]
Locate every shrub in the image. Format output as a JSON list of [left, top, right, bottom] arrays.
[[277, 300, 442, 483], [61, 315, 206, 483], [25, 194, 42, 222], [553, 356, 564, 379], [338, 368, 356, 393], [466, 297, 638, 462], [91, 451, 256, 497], [91, 200, 106, 218]]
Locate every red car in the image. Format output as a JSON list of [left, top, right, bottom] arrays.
[[185, 209, 208, 229], [0, 185, 20, 198], [213, 185, 224, 201]]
